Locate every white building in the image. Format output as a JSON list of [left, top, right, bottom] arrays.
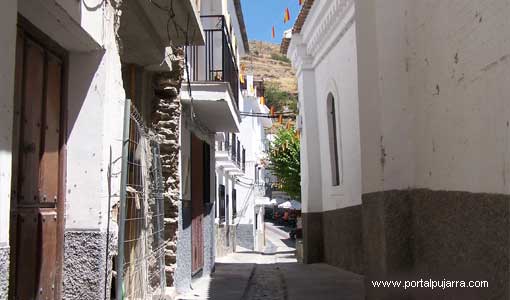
[[0, 0, 204, 298], [284, 0, 510, 299], [214, 78, 273, 254], [176, 0, 250, 292]]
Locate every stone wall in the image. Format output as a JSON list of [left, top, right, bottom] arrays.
[[63, 231, 117, 300], [151, 47, 184, 287], [0, 245, 9, 299]]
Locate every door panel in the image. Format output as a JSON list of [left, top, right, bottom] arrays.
[[15, 211, 38, 299], [191, 134, 204, 274], [10, 25, 66, 300], [39, 57, 62, 203], [19, 40, 44, 205], [38, 210, 58, 299]]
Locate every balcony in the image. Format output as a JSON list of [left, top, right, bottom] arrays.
[[216, 133, 245, 175], [118, 0, 204, 69], [181, 15, 241, 133]]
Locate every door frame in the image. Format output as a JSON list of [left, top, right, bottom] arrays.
[[190, 133, 205, 275], [9, 16, 68, 299]]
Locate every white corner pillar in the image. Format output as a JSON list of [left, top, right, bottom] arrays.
[[0, 0, 18, 297], [288, 35, 324, 263]]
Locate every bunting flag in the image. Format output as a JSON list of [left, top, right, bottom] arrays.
[[272, 26, 276, 39], [299, 0, 304, 5], [284, 8, 291, 23]]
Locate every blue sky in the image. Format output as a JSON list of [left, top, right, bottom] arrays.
[[241, 0, 301, 43]]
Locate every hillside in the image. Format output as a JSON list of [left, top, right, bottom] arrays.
[[241, 41, 298, 111]]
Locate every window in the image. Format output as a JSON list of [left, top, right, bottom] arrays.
[[254, 164, 259, 184], [232, 188, 237, 219], [203, 142, 211, 203], [327, 93, 341, 186], [219, 184, 226, 222]]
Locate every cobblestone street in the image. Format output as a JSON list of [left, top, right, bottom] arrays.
[[176, 223, 364, 300]]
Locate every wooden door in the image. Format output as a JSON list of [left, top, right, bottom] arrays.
[[10, 24, 66, 300], [191, 134, 204, 274]]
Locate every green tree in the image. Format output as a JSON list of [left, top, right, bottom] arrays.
[[266, 126, 301, 200], [265, 82, 297, 113]]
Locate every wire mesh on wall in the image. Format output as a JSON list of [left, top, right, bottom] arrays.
[[117, 102, 166, 299]]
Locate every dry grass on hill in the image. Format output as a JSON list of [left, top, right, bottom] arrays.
[[241, 41, 297, 97]]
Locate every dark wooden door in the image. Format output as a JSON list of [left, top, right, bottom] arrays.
[[191, 134, 204, 274], [10, 25, 66, 300]]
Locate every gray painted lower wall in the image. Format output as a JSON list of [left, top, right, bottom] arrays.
[[203, 203, 215, 276], [63, 230, 117, 300], [302, 212, 323, 264], [363, 189, 510, 300], [302, 189, 509, 299], [175, 201, 216, 293], [323, 205, 364, 274], [175, 201, 192, 293], [0, 246, 9, 300], [236, 224, 254, 250]]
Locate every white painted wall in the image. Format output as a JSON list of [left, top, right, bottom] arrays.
[[293, 0, 510, 203], [0, 0, 17, 246], [407, 0, 510, 194], [235, 95, 270, 225], [289, 0, 362, 213], [64, 2, 125, 231], [357, 0, 510, 194], [313, 21, 362, 210]]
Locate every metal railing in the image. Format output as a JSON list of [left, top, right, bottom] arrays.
[[117, 101, 166, 299], [187, 15, 240, 108]]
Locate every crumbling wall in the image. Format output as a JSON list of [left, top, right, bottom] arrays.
[[151, 47, 184, 286]]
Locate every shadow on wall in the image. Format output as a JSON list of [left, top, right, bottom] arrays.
[[66, 50, 105, 139]]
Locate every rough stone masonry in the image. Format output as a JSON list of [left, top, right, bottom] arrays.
[[151, 47, 184, 286]]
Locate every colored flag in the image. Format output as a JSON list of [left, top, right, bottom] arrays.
[[247, 75, 255, 97], [284, 8, 291, 23], [272, 26, 275, 39], [299, 0, 304, 5]]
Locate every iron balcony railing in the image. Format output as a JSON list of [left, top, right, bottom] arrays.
[[187, 15, 240, 108]]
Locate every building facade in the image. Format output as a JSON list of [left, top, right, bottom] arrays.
[[176, 0, 249, 293], [285, 0, 510, 299], [215, 79, 272, 255], [0, 0, 204, 298]]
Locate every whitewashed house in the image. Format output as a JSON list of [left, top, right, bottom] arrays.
[[0, 0, 204, 299], [177, 0, 250, 292], [214, 76, 273, 255], [283, 0, 510, 299], [235, 80, 273, 252]]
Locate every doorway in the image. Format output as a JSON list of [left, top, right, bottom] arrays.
[[191, 134, 205, 274], [9, 19, 67, 300]]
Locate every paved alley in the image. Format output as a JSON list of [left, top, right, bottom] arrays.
[[176, 223, 364, 300]]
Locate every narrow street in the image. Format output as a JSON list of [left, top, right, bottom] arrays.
[[176, 223, 364, 300]]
